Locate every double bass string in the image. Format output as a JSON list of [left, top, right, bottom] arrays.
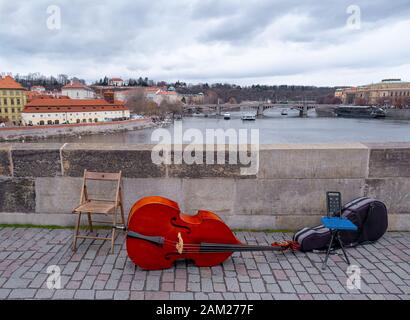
[[161, 239, 281, 254]]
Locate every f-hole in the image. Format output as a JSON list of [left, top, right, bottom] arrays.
[[170, 217, 191, 234]]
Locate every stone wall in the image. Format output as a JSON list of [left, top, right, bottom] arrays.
[[0, 119, 153, 141], [0, 142, 409, 231]]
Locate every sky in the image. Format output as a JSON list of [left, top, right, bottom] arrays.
[[0, 0, 410, 87]]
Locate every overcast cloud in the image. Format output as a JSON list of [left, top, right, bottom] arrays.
[[0, 0, 409, 86]]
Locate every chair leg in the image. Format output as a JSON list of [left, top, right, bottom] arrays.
[[87, 212, 93, 232], [322, 231, 335, 270], [120, 202, 126, 227], [111, 210, 117, 254], [72, 212, 82, 251], [337, 233, 351, 265]]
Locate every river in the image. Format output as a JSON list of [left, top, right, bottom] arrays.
[[41, 110, 410, 144]]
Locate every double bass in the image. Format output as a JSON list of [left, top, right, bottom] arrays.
[[126, 196, 298, 270]]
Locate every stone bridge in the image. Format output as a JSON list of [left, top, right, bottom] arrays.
[[0, 142, 409, 231], [186, 102, 318, 117]]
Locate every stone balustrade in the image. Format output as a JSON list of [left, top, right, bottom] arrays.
[[0, 142, 409, 231]]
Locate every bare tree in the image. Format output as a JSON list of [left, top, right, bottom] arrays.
[[125, 88, 148, 113], [159, 99, 183, 117]]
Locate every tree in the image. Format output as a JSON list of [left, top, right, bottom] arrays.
[[204, 90, 218, 104], [125, 89, 162, 116], [125, 88, 148, 114], [159, 99, 183, 117], [227, 97, 237, 104]]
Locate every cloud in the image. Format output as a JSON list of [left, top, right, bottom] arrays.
[[0, 0, 409, 86]]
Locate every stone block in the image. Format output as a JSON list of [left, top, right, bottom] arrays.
[[387, 214, 410, 231], [181, 178, 235, 215], [0, 178, 35, 212], [61, 144, 165, 178], [0, 144, 12, 177], [258, 143, 369, 179], [167, 148, 255, 178], [368, 143, 410, 178], [12, 143, 63, 177], [233, 178, 365, 215], [35, 177, 82, 214], [35, 177, 183, 216], [123, 178, 183, 214], [366, 178, 410, 214], [275, 215, 322, 230]]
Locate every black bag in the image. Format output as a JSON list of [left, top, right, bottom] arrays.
[[339, 197, 388, 245], [293, 197, 388, 252], [293, 225, 331, 252]]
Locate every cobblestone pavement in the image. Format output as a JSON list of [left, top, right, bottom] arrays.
[[0, 227, 409, 300]]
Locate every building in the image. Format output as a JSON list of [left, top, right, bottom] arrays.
[[179, 92, 204, 105], [61, 81, 96, 99], [114, 87, 163, 102], [31, 85, 46, 93], [337, 79, 410, 105], [0, 75, 27, 125], [152, 90, 181, 105], [109, 78, 124, 87], [21, 98, 130, 126]]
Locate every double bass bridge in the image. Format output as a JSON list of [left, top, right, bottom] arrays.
[[176, 232, 184, 254]]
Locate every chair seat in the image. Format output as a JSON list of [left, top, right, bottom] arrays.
[[321, 217, 358, 231], [73, 200, 116, 214]]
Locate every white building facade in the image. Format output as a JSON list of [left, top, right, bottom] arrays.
[[61, 82, 96, 99], [109, 78, 124, 87], [22, 98, 130, 126]]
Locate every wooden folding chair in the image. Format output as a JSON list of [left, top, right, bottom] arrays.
[[72, 169, 125, 254]]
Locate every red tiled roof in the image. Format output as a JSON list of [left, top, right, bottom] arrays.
[[158, 91, 177, 95], [0, 76, 25, 90], [145, 87, 163, 93], [23, 98, 128, 113], [62, 82, 92, 90]]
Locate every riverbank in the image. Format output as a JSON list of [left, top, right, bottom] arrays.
[[0, 119, 167, 142], [316, 105, 410, 119]]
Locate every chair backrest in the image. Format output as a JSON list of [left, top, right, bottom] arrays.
[[79, 169, 122, 204]]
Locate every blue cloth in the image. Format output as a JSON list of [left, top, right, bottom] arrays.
[[321, 217, 358, 231]]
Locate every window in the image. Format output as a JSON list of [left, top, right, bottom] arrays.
[[88, 118, 92, 123], [3, 98, 7, 105], [82, 119, 86, 123], [94, 118, 98, 123], [47, 120, 53, 125], [55, 120, 59, 124], [76, 119, 81, 123], [16, 98, 20, 104], [39, 120, 45, 125], [10, 99, 14, 105], [11, 108, 15, 113]]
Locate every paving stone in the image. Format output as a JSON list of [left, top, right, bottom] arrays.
[[35, 289, 54, 299], [278, 281, 296, 293], [96, 290, 114, 300], [0, 289, 11, 299], [0, 228, 407, 301], [74, 289, 95, 300], [114, 290, 130, 300], [9, 289, 37, 299], [170, 292, 194, 300], [52, 289, 76, 300]]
